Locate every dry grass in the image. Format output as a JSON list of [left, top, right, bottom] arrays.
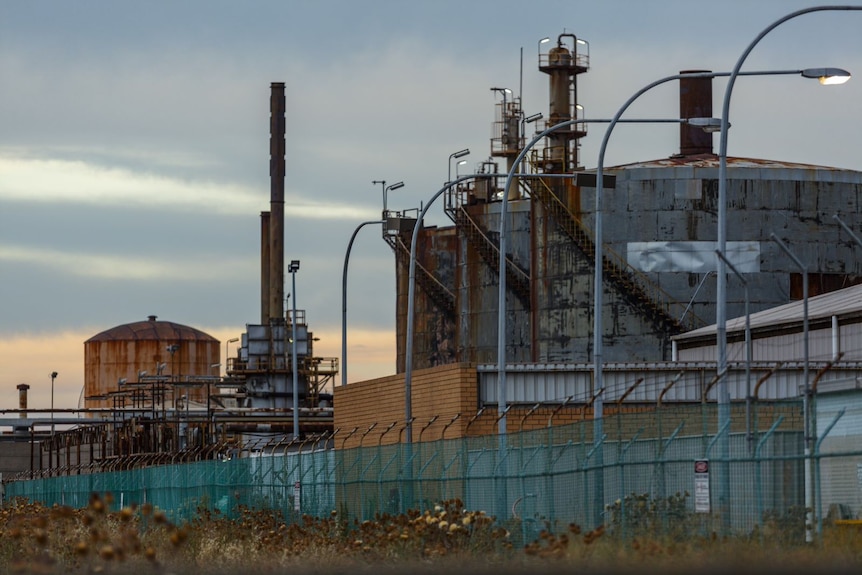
[[0, 493, 860, 575]]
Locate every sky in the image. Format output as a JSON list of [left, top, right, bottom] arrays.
[[3, 0, 862, 412]]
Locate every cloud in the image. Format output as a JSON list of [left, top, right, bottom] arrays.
[[0, 156, 379, 220], [0, 244, 258, 281]]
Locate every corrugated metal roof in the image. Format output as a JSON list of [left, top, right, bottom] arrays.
[[85, 316, 217, 343], [674, 283, 862, 342]]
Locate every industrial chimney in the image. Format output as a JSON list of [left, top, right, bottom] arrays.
[[17, 383, 29, 419], [269, 82, 286, 323], [679, 70, 713, 156]]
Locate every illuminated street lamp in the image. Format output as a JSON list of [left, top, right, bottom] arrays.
[[537, 36, 550, 56], [714, 5, 857, 539]]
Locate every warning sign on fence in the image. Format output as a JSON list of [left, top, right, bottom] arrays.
[[694, 459, 710, 513]]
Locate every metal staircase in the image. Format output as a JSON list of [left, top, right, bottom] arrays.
[[526, 176, 704, 334], [451, 206, 532, 309], [383, 231, 457, 317]]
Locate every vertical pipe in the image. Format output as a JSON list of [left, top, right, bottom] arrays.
[[17, 383, 29, 419], [831, 315, 839, 359], [269, 82, 286, 321]]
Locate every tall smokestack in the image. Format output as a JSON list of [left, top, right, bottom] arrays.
[[679, 70, 713, 156], [269, 82, 286, 321], [260, 211, 271, 324], [17, 383, 29, 419]]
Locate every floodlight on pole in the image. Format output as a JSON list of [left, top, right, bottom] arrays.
[[289, 259, 300, 439], [538, 36, 550, 55], [383, 181, 404, 214], [448, 148, 470, 183]]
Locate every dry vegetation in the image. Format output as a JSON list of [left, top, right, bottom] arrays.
[[0, 492, 860, 575]]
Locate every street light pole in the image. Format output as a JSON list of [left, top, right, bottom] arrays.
[[448, 149, 470, 184], [497, 109, 716, 525], [224, 337, 238, 373], [715, 5, 857, 538], [405, 173, 569, 442], [771, 232, 811, 539], [715, 249, 752, 453], [383, 181, 404, 215], [50, 371, 57, 443], [289, 259, 301, 439], [342, 219, 385, 387]]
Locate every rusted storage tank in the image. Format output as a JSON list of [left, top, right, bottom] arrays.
[[84, 315, 220, 410]]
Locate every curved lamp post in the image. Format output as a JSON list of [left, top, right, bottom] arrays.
[[448, 149, 470, 184], [384, 182, 404, 215], [498, 67, 828, 524], [404, 172, 575, 444], [715, 5, 857, 539], [342, 219, 385, 387], [373, 180, 406, 215]]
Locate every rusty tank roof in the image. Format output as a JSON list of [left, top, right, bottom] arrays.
[[85, 315, 218, 343], [609, 152, 855, 171]]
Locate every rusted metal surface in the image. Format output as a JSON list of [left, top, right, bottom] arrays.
[[268, 82, 285, 322], [84, 316, 220, 409], [678, 70, 713, 156]]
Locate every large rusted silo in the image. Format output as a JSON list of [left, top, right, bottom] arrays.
[[84, 315, 220, 410]]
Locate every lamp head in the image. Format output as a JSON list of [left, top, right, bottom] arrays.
[[387, 181, 405, 191], [51, 371, 58, 379], [801, 67, 851, 85], [524, 112, 543, 124], [289, 260, 300, 272], [453, 148, 470, 159], [686, 117, 725, 133]]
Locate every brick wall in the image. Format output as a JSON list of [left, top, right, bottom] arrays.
[[334, 363, 478, 449], [333, 364, 803, 449]]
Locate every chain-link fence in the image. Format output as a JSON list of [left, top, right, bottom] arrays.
[[6, 400, 862, 543]]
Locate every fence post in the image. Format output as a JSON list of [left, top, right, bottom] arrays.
[[754, 415, 784, 537], [814, 408, 845, 540], [583, 434, 607, 528], [616, 427, 644, 540]]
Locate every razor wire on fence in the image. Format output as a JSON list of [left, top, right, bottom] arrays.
[[5, 400, 862, 543]]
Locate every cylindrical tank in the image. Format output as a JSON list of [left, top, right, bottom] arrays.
[[84, 315, 220, 411]]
